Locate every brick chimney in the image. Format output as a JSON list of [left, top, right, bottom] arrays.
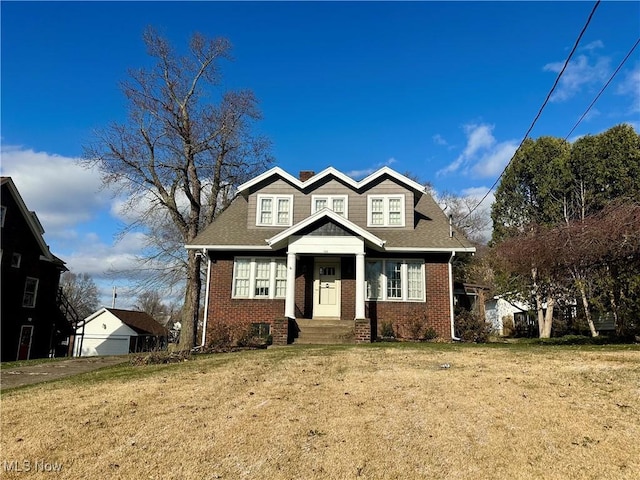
[[299, 170, 315, 182]]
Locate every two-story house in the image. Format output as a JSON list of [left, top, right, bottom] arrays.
[[1, 177, 76, 361], [186, 167, 475, 345]]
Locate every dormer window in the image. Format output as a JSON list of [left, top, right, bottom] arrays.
[[367, 195, 405, 227], [312, 195, 348, 217], [257, 195, 293, 227]]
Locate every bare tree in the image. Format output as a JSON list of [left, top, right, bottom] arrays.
[[133, 290, 168, 320], [437, 191, 491, 245], [60, 272, 100, 320], [84, 27, 273, 350]]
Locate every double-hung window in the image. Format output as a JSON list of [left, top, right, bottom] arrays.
[[312, 195, 348, 217], [232, 258, 287, 299], [367, 195, 405, 227], [365, 259, 424, 301], [23, 277, 39, 307], [257, 195, 293, 227]]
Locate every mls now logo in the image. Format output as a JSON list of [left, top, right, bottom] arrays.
[[3, 459, 63, 472]]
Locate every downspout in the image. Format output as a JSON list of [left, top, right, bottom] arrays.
[[200, 251, 212, 348], [449, 251, 461, 341]]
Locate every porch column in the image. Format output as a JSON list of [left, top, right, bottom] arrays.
[[285, 252, 297, 319], [355, 252, 366, 319]]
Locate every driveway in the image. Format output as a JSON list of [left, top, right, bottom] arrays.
[[0, 356, 128, 390]]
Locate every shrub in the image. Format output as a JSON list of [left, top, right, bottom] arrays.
[[406, 316, 425, 340], [129, 350, 192, 366], [455, 309, 491, 343], [380, 321, 395, 338], [423, 327, 438, 341], [502, 315, 514, 336]]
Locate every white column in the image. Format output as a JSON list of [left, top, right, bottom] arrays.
[[355, 252, 366, 319], [285, 252, 297, 319]]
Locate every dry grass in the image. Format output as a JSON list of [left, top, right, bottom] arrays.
[[1, 344, 639, 479]]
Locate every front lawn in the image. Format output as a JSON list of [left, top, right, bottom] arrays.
[[1, 343, 638, 479]]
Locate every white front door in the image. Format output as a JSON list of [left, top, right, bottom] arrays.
[[313, 260, 341, 318]]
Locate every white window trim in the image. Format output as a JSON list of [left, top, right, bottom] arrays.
[[311, 194, 349, 218], [23, 277, 39, 308], [1, 205, 6, 227], [11, 252, 21, 268], [367, 194, 405, 227], [232, 257, 287, 299], [365, 259, 424, 302], [256, 194, 294, 227]]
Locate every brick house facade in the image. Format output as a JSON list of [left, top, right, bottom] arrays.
[[189, 167, 475, 345]]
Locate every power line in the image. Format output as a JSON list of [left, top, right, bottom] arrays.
[[458, 0, 601, 225], [565, 37, 640, 141]]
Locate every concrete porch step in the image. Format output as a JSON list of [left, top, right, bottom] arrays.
[[293, 319, 355, 345]]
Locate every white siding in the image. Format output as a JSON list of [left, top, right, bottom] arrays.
[[74, 309, 138, 357]]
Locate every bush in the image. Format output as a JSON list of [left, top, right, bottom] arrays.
[[423, 327, 438, 341], [455, 309, 491, 343], [502, 315, 514, 337], [129, 350, 192, 366], [406, 316, 425, 340], [380, 321, 395, 338]]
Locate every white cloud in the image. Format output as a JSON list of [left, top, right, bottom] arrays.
[[0, 145, 110, 236], [432, 134, 448, 146], [582, 40, 604, 51], [543, 53, 610, 102], [462, 124, 494, 158], [437, 123, 518, 178], [471, 141, 519, 178], [616, 65, 640, 114], [346, 157, 397, 179]]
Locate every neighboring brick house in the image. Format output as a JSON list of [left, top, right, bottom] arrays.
[[1, 177, 76, 361], [186, 167, 475, 345]]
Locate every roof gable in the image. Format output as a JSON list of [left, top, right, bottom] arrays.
[[83, 307, 169, 336], [1, 177, 61, 264], [237, 166, 426, 195], [267, 209, 385, 250]]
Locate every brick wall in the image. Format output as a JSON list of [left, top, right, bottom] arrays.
[[366, 261, 451, 340], [355, 318, 371, 343], [206, 258, 285, 345], [205, 254, 453, 345]]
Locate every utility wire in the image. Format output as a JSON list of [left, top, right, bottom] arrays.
[[458, 0, 601, 225], [565, 37, 640, 140]]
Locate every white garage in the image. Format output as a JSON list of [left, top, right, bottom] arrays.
[[73, 307, 168, 357]]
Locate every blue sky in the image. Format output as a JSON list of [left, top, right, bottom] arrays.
[[2, 1, 639, 308]]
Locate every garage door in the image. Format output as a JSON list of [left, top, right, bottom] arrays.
[[78, 335, 130, 357]]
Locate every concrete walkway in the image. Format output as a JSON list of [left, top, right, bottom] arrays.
[[0, 356, 128, 390]]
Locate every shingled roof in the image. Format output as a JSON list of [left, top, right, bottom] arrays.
[[187, 167, 475, 252], [104, 308, 169, 336]]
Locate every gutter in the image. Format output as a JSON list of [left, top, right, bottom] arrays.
[[200, 252, 212, 348], [448, 251, 461, 341]]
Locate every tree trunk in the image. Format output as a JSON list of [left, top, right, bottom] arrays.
[[178, 250, 202, 350], [540, 296, 555, 338], [532, 267, 553, 338], [576, 277, 598, 337]]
